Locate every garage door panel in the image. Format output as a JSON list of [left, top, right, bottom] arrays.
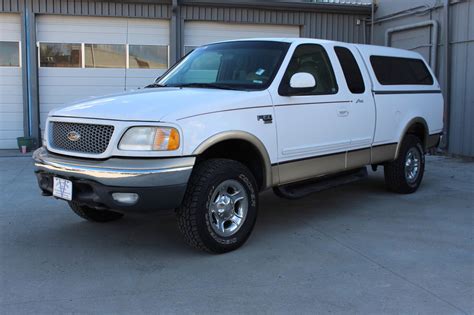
[[0, 94, 22, 104], [0, 76, 22, 86], [0, 130, 23, 145], [39, 75, 126, 87], [37, 31, 127, 45], [37, 15, 170, 131], [0, 65, 21, 84], [0, 113, 22, 127], [37, 16, 128, 44], [128, 19, 170, 45], [184, 22, 300, 47], [0, 13, 21, 41], [0, 84, 22, 96], [0, 102, 23, 112], [391, 27, 431, 64], [39, 68, 126, 78], [126, 77, 158, 90], [0, 13, 22, 148], [0, 139, 19, 148], [125, 69, 166, 90], [0, 128, 23, 140], [39, 86, 124, 99]]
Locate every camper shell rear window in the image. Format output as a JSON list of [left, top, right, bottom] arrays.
[[370, 56, 434, 86]]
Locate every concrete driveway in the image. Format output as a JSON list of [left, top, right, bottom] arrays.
[[0, 155, 473, 314]]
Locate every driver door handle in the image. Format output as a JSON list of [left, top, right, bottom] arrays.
[[337, 109, 349, 117]]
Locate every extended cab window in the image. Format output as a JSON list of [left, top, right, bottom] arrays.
[[370, 56, 434, 85], [279, 44, 338, 96], [335, 46, 365, 94]]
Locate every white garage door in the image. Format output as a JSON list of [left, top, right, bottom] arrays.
[[184, 22, 300, 53], [0, 14, 22, 149], [37, 15, 169, 129], [390, 26, 432, 67]]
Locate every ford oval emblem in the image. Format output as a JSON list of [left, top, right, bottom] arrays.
[[67, 131, 81, 142]]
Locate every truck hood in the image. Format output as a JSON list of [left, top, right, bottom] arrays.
[[49, 88, 273, 122]]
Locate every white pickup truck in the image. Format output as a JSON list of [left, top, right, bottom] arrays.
[[34, 38, 443, 253]]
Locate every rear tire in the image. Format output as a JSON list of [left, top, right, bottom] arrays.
[[384, 135, 425, 194], [176, 159, 258, 254], [68, 201, 124, 222]]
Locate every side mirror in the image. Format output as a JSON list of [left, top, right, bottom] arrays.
[[289, 72, 316, 89]]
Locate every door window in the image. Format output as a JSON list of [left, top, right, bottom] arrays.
[[334, 46, 365, 94], [279, 44, 338, 96]]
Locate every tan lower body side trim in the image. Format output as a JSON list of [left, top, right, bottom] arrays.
[[371, 143, 397, 164], [347, 148, 371, 169], [275, 143, 398, 186], [426, 134, 441, 149], [278, 152, 346, 185]]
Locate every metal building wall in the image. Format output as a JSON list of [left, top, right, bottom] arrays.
[[30, 0, 170, 18], [448, 0, 473, 156], [180, 5, 367, 43], [373, 0, 473, 157], [0, 0, 21, 12]]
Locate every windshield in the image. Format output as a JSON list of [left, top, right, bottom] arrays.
[[156, 41, 290, 91]]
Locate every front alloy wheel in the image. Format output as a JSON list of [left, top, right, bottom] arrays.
[[208, 179, 249, 238], [176, 159, 258, 253]]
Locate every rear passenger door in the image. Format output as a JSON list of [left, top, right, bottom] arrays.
[[333, 45, 376, 168]]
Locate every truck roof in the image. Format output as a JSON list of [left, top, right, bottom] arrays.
[[211, 37, 425, 60]]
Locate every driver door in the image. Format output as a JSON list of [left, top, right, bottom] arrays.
[[272, 44, 352, 184]]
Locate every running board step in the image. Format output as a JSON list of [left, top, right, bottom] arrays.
[[273, 167, 368, 200]]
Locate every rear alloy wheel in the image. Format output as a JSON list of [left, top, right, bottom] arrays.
[[176, 159, 258, 253], [68, 201, 124, 223], [384, 135, 425, 194]]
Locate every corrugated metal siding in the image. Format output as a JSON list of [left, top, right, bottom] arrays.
[[29, 0, 170, 18], [312, 0, 371, 4], [373, 0, 473, 157], [0, 0, 21, 12], [181, 5, 367, 43], [448, 0, 473, 156]]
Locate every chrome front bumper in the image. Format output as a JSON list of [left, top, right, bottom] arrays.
[[33, 147, 195, 188], [33, 147, 196, 211]]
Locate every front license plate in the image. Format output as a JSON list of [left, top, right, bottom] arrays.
[[53, 177, 73, 201]]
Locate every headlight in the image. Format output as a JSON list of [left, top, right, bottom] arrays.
[[119, 127, 180, 151]]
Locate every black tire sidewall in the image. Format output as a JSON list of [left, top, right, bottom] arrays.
[[195, 161, 258, 253]]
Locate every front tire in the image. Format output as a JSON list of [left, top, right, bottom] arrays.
[[68, 201, 124, 222], [384, 135, 425, 194], [176, 159, 258, 253]]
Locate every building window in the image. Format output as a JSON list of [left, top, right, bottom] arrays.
[[85, 44, 126, 68], [40, 43, 81, 68], [370, 56, 434, 85], [0, 41, 20, 67], [334, 46, 365, 94], [129, 45, 168, 69]]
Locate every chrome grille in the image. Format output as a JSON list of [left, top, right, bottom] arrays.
[[50, 122, 114, 154]]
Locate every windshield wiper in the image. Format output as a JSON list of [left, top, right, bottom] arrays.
[[145, 82, 167, 88], [169, 83, 243, 90]]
